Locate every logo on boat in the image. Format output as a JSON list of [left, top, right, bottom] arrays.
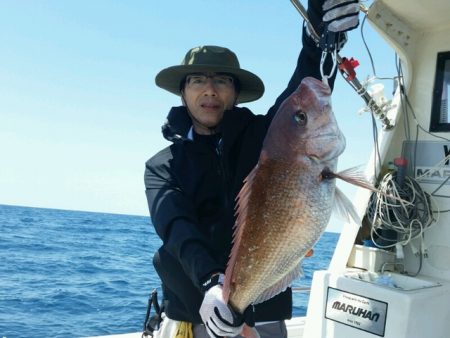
[[331, 301, 380, 322], [403, 141, 450, 185], [325, 287, 387, 336]]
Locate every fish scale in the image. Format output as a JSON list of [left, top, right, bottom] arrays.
[[222, 77, 346, 314]]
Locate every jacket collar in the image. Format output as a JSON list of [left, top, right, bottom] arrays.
[[161, 105, 254, 144], [161, 106, 192, 142]]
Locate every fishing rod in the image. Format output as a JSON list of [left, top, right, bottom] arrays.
[[289, 0, 394, 130]]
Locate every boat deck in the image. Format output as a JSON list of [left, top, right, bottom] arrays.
[[87, 316, 306, 338]]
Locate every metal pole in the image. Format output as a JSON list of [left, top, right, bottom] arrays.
[[289, 0, 393, 129]]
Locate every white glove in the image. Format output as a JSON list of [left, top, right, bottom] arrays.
[[199, 284, 244, 338], [323, 0, 360, 32]]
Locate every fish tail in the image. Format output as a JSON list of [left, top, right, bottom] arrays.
[[241, 324, 261, 338]]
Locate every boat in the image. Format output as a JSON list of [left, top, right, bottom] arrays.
[[89, 0, 450, 336], [297, 0, 450, 336]]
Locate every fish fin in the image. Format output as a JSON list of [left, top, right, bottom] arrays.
[[223, 165, 259, 303], [252, 265, 302, 305], [331, 166, 378, 192], [241, 324, 261, 338], [327, 166, 410, 204], [333, 187, 361, 226]]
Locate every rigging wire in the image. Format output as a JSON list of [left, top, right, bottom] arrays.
[[365, 55, 441, 253], [366, 172, 435, 250], [396, 55, 411, 142], [366, 169, 437, 278], [360, 12, 383, 178], [359, 13, 405, 178], [361, 15, 376, 76]]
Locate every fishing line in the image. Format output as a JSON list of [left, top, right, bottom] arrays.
[[359, 13, 385, 178], [360, 14, 376, 76], [396, 55, 411, 141], [359, 12, 405, 179], [430, 175, 450, 198], [371, 111, 381, 178]]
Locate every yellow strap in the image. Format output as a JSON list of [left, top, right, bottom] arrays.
[[174, 321, 193, 338]]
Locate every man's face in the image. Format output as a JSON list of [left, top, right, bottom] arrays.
[[182, 73, 237, 135]]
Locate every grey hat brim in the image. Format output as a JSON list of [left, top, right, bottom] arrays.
[[155, 64, 265, 104]]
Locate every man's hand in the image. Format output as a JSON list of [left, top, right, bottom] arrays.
[[323, 0, 360, 33], [199, 283, 244, 338]]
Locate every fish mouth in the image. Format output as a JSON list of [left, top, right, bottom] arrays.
[[308, 155, 321, 163], [309, 132, 342, 140], [307, 155, 339, 164], [306, 133, 345, 163]]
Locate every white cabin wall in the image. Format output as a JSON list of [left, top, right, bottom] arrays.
[[409, 28, 450, 135], [384, 28, 450, 170], [393, 26, 450, 281], [332, 1, 450, 281]]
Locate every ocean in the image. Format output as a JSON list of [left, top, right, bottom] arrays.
[[0, 204, 339, 338]]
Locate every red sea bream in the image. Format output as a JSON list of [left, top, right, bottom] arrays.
[[223, 77, 348, 314]]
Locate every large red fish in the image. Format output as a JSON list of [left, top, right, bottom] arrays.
[[223, 77, 350, 318]]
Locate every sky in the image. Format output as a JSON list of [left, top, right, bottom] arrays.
[[0, 0, 398, 232]]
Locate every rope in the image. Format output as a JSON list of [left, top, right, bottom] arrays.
[[366, 171, 435, 250]]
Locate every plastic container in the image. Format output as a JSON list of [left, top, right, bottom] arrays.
[[347, 244, 396, 272]]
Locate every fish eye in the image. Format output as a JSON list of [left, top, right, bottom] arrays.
[[294, 110, 307, 126]]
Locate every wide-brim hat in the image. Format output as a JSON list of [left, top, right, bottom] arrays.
[[155, 45, 265, 104]]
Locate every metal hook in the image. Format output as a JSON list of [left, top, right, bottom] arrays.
[[320, 49, 337, 85]]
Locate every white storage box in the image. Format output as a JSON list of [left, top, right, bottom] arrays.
[[347, 244, 396, 272], [345, 271, 441, 291], [304, 270, 449, 338]]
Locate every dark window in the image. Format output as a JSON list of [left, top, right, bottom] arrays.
[[430, 51, 450, 132]]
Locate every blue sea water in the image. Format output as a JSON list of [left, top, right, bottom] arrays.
[[0, 204, 339, 338]]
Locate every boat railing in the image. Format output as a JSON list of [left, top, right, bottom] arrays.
[[291, 286, 311, 293]]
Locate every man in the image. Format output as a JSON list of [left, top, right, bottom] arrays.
[[145, 1, 360, 337]]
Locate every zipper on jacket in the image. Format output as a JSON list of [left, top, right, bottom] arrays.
[[215, 138, 226, 177], [215, 138, 224, 175], [215, 138, 231, 207]]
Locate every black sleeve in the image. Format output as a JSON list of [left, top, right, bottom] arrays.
[[266, 0, 336, 120], [144, 151, 223, 289]]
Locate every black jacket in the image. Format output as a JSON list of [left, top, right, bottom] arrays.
[[144, 19, 337, 324]]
